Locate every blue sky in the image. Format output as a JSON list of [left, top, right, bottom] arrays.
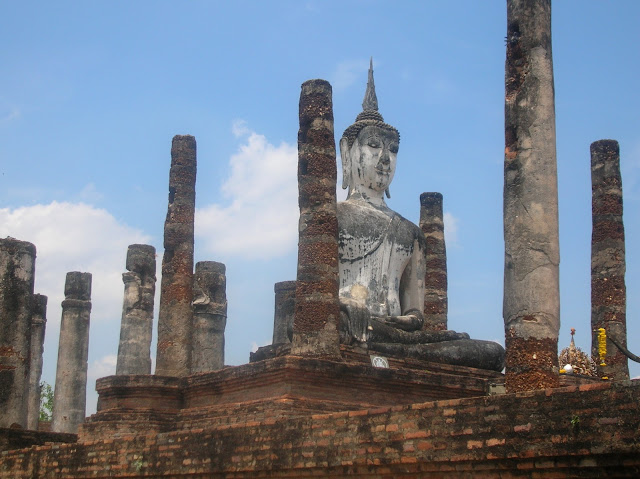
[[1, 1, 639, 414]]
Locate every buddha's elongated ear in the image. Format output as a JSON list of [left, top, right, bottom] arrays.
[[385, 187, 391, 198], [339, 137, 351, 191]]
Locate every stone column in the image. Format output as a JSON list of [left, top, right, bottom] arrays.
[[156, 135, 197, 377], [0, 238, 36, 428], [590, 140, 629, 380], [27, 294, 47, 430], [503, 0, 560, 392], [291, 79, 341, 358], [116, 244, 156, 375], [273, 281, 296, 344], [419, 193, 448, 331], [191, 261, 227, 373], [52, 272, 92, 433]]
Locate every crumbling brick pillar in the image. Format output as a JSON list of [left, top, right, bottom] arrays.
[[419, 192, 448, 331], [52, 272, 92, 433], [116, 244, 156, 375], [590, 140, 629, 380], [0, 238, 36, 428], [273, 281, 296, 344], [291, 79, 341, 359], [156, 135, 197, 377], [191, 261, 227, 373], [503, 0, 560, 392], [27, 294, 47, 430]]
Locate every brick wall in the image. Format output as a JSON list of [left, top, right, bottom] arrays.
[[1, 380, 638, 478]]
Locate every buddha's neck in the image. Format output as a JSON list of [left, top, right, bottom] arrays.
[[347, 188, 387, 208]]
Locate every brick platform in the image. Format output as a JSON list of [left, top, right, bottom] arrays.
[[82, 351, 503, 439], [1, 378, 638, 478]]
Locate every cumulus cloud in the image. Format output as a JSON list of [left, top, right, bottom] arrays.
[[196, 123, 299, 260], [1, 200, 153, 414], [0, 200, 151, 326], [443, 211, 460, 246]]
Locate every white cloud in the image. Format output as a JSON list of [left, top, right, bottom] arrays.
[[0, 201, 152, 327], [443, 211, 460, 246], [331, 59, 371, 91], [78, 182, 104, 203], [196, 124, 299, 260], [85, 354, 117, 415], [231, 119, 250, 138], [1, 202, 153, 415], [87, 354, 117, 383]]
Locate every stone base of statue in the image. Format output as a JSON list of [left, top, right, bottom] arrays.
[[82, 348, 503, 440]]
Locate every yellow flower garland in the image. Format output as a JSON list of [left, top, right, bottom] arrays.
[[598, 327, 607, 366]]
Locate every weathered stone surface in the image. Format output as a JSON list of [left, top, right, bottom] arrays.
[[27, 294, 47, 430], [273, 281, 296, 344], [191, 261, 227, 373], [371, 339, 505, 372], [156, 135, 197, 377], [337, 64, 426, 340], [291, 80, 341, 358], [0, 238, 36, 428], [590, 139, 629, 380], [116, 244, 156, 375], [419, 192, 448, 331], [52, 272, 92, 433], [503, 0, 560, 391]]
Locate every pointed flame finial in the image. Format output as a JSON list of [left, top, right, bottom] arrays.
[[362, 57, 378, 112]]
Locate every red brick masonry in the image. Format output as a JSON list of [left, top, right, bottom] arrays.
[[1, 372, 637, 477]]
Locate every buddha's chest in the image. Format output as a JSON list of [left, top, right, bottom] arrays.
[[337, 203, 415, 316]]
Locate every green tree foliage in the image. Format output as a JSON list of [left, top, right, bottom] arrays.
[[39, 381, 54, 422]]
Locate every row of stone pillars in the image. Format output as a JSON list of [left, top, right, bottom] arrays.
[[0, 239, 93, 433], [0, 136, 228, 432], [115, 135, 228, 378]]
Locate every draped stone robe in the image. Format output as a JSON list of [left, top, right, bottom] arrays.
[[337, 198, 426, 321]]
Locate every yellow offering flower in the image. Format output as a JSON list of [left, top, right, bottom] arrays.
[[598, 328, 607, 366]]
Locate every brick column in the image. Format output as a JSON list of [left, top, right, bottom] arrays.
[[419, 192, 448, 331], [156, 135, 197, 376], [291, 79, 341, 358], [116, 244, 156, 375], [503, 0, 560, 392], [0, 238, 36, 428], [273, 281, 296, 344], [191, 261, 227, 373], [27, 294, 47, 430], [52, 272, 92, 433], [590, 140, 629, 380]]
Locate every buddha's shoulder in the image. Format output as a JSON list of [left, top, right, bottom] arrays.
[[337, 201, 425, 244], [390, 211, 426, 246]]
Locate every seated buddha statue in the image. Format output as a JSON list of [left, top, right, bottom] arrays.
[[337, 62, 504, 372]]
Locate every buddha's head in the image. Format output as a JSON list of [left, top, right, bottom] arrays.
[[340, 60, 400, 201]]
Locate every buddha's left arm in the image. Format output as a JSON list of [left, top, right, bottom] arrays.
[[394, 238, 427, 330]]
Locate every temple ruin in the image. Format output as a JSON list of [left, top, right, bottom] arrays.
[[0, 0, 638, 476]]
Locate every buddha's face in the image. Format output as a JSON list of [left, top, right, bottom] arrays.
[[348, 125, 399, 194]]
